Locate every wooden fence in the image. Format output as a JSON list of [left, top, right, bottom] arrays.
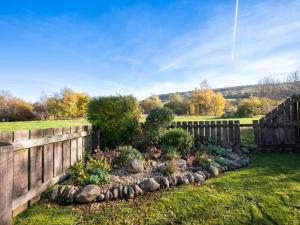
[[253, 95, 300, 151], [172, 120, 242, 147], [0, 125, 97, 225]]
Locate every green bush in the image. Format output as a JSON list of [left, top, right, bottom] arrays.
[[69, 162, 88, 186], [141, 107, 175, 146], [161, 128, 193, 156], [144, 107, 174, 131], [85, 155, 111, 173], [195, 151, 210, 167], [87, 95, 141, 148], [69, 155, 111, 186], [164, 146, 181, 160], [117, 146, 144, 166], [86, 168, 110, 184], [214, 156, 228, 166], [206, 145, 225, 156]]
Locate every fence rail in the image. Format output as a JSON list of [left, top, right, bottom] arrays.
[[0, 125, 97, 225], [172, 120, 243, 147]]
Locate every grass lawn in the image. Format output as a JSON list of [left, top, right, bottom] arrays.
[[14, 153, 300, 225], [0, 119, 90, 132]]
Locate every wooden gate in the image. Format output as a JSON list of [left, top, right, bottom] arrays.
[[253, 95, 300, 151]]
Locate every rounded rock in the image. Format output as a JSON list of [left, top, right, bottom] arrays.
[[133, 184, 143, 195]]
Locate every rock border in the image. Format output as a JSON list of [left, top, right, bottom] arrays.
[[51, 150, 251, 204]]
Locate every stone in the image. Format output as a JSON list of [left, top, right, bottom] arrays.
[[177, 159, 187, 172], [112, 188, 119, 200], [226, 148, 233, 153], [67, 186, 77, 203], [208, 165, 219, 177], [150, 161, 157, 167], [105, 190, 112, 201], [59, 185, 67, 196], [144, 146, 161, 160], [118, 185, 124, 199], [75, 185, 101, 203], [169, 175, 178, 186], [182, 177, 189, 184], [193, 173, 202, 183], [155, 176, 169, 188], [127, 158, 144, 173], [139, 178, 160, 192], [157, 163, 167, 173], [123, 186, 129, 198], [176, 175, 184, 185], [196, 171, 206, 180], [133, 184, 143, 195], [61, 185, 72, 199], [186, 173, 194, 183], [98, 193, 105, 202], [203, 170, 211, 179], [241, 147, 250, 154], [51, 186, 60, 201], [128, 187, 135, 199]]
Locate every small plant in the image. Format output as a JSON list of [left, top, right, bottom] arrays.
[[207, 144, 225, 156], [117, 146, 144, 166], [195, 151, 210, 167], [214, 156, 228, 166], [68, 162, 88, 186], [166, 158, 178, 175], [164, 146, 181, 160], [161, 128, 193, 156], [86, 168, 110, 184], [86, 155, 111, 173]]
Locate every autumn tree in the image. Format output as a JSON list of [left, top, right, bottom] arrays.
[[188, 80, 225, 116], [141, 95, 163, 114], [48, 88, 90, 119], [164, 93, 187, 115]]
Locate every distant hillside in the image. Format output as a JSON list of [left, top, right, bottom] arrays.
[[158, 84, 259, 102]]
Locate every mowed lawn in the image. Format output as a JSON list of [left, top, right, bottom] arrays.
[[0, 119, 90, 132], [0, 116, 260, 132], [14, 153, 300, 225]]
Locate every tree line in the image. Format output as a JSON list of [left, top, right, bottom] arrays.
[[0, 88, 90, 121], [141, 80, 280, 118]]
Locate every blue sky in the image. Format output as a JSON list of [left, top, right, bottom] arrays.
[[1, 0, 300, 102]]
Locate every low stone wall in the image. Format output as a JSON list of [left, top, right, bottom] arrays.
[[51, 149, 250, 204]]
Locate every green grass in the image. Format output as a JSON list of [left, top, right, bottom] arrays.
[[174, 115, 262, 124], [14, 153, 300, 225], [0, 119, 90, 131]]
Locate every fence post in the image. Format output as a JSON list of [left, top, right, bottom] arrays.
[[0, 143, 14, 225]]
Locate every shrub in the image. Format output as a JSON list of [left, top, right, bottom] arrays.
[[195, 151, 210, 167], [117, 146, 144, 166], [87, 95, 141, 148], [86, 155, 111, 173], [161, 128, 193, 156], [164, 146, 181, 160], [86, 168, 110, 184], [69, 162, 88, 186], [214, 156, 228, 166], [166, 158, 178, 175], [144, 107, 174, 131], [141, 107, 175, 146], [206, 145, 225, 156]]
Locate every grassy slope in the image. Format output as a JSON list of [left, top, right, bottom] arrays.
[[14, 153, 300, 225], [0, 119, 90, 132]]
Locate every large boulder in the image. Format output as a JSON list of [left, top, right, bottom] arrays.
[[144, 146, 161, 160], [139, 178, 160, 192], [75, 185, 101, 203], [127, 158, 144, 173], [154, 176, 170, 188]]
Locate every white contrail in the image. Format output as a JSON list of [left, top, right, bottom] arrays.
[[232, 0, 239, 59]]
